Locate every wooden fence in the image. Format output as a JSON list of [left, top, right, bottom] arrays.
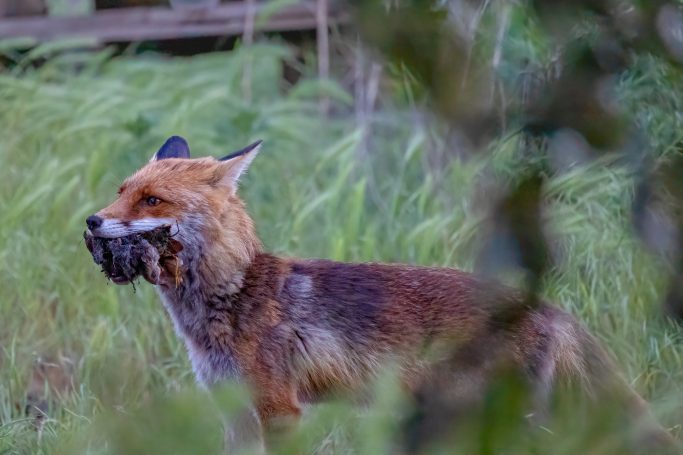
[[0, 1, 348, 43]]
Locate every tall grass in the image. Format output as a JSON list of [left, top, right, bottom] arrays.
[[0, 39, 682, 454]]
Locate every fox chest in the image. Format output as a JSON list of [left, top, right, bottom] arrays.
[[184, 337, 240, 386], [157, 290, 240, 386]]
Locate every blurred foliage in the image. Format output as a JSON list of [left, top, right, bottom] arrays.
[[344, 1, 683, 449], [350, 0, 683, 322], [1, 0, 683, 454]]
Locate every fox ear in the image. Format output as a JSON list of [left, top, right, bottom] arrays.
[[151, 136, 191, 161], [217, 140, 262, 192]]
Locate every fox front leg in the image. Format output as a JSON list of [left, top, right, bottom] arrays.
[[257, 398, 302, 450], [223, 407, 265, 454], [254, 383, 303, 450]]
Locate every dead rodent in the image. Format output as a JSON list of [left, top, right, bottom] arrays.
[[84, 226, 183, 287]]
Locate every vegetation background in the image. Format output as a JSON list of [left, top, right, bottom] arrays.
[[1, 0, 683, 454]]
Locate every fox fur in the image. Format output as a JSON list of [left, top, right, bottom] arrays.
[[86, 136, 677, 452]]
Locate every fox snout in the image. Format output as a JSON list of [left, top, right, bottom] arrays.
[[85, 215, 103, 231], [85, 214, 175, 239]]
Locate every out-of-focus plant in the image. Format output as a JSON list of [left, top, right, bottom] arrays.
[[341, 0, 683, 452], [349, 0, 683, 319]]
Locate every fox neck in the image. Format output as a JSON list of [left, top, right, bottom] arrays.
[[162, 204, 263, 304], [154, 204, 264, 385], [154, 206, 263, 385]]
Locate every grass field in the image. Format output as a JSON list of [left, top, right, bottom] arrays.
[[1, 36, 683, 454]]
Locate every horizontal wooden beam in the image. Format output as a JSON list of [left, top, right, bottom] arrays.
[[0, 2, 349, 43]]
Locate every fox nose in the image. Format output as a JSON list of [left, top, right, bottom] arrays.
[[86, 215, 103, 231]]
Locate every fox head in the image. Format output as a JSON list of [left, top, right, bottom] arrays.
[[86, 136, 263, 286]]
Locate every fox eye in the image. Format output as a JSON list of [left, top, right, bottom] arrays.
[[146, 196, 161, 207]]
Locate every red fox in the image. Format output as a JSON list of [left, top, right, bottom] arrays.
[[85, 136, 676, 452]]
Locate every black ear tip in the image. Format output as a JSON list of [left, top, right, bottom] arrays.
[[219, 140, 264, 162], [248, 139, 264, 152], [163, 136, 189, 150], [155, 135, 191, 160], [243, 139, 263, 152]]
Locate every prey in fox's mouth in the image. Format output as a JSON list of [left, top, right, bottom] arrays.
[[83, 226, 183, 286]]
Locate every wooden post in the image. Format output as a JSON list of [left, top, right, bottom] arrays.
[[316, 0, 329, 114], [241, 0, 255, 104]]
